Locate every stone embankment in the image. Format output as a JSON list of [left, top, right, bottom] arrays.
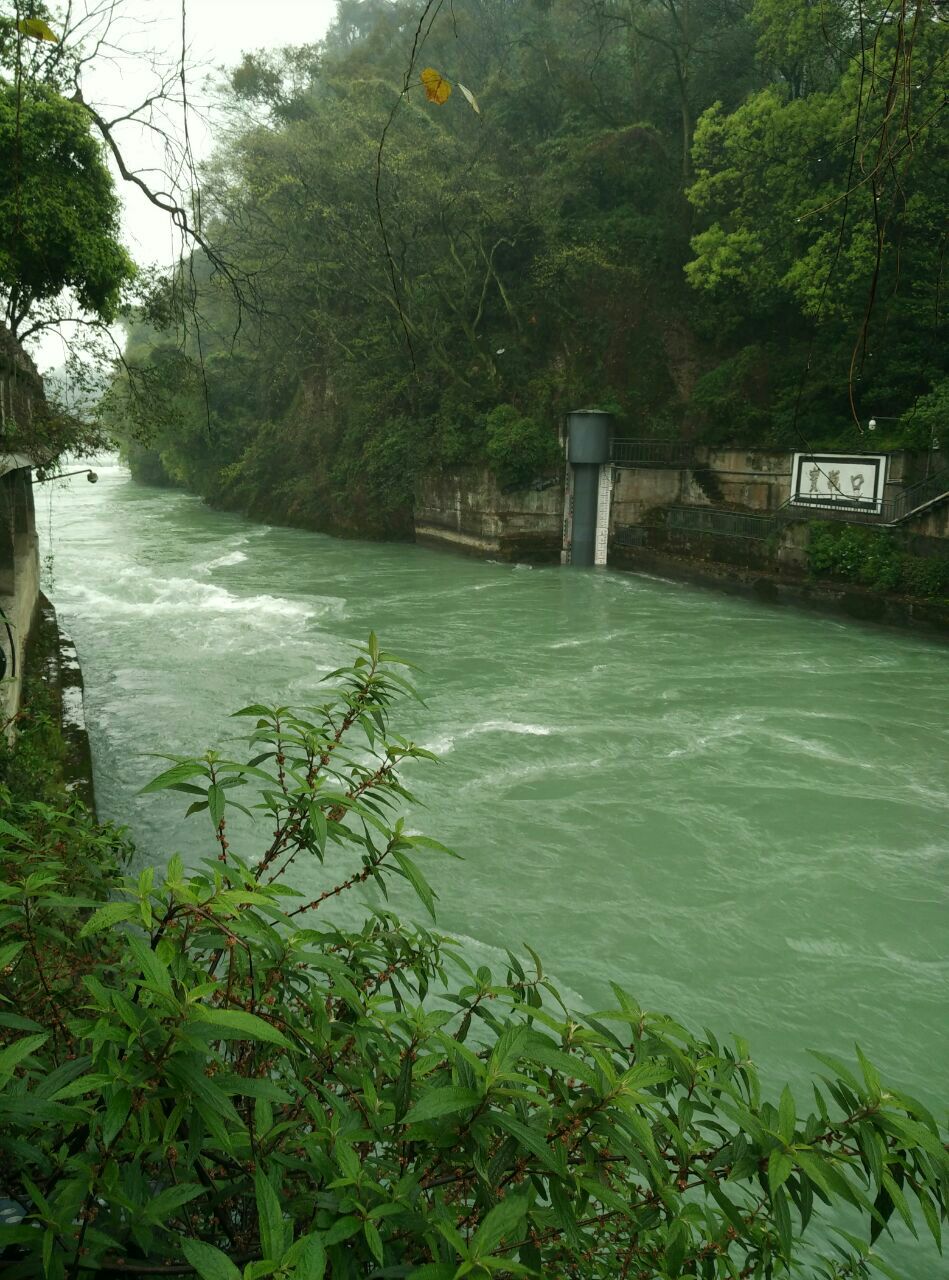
[[414, 442, 948, 636]]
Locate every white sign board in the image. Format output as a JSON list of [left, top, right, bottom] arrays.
[[790, 453, 887, 514]]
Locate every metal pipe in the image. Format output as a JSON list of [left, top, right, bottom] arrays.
[[570, 464, 599, 566], [32, 468, 98, 484]]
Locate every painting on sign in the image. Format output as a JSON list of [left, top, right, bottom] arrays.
[[790, 453, 886, 513]]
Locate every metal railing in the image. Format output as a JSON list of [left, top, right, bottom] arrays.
[[610, 439, 693, 468], [886, 463, 949, 523], [665, 506, 778, 539], [614, 507, 778, 544], [614, 524, 648, 547]]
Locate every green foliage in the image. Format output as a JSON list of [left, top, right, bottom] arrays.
[[98, 0, 946, 511], [107, 0, 754, 521], [902, 381, 949, 454], [686, 11, 948, 446], [484, 405, 561, 490], [0, 83, 134, 336], [0, 669, 67, 806], [806, 523, 949, 599], [2, 640, 947, 1278]]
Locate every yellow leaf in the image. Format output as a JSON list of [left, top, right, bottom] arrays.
[[16, 17, 59, 43], [458, 84, 481, 115], [420, 67, 451, 105]]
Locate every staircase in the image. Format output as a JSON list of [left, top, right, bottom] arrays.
[[887, 465, 949, 525]]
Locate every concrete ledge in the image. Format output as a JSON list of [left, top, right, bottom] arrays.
[[610, 545, 949, 640], [415, 524, 563, 563], [415, 524, 501, 556]]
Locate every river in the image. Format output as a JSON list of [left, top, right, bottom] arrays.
[[39, 460, 947, 1266]]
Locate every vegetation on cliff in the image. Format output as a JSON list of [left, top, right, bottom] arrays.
[[2, 641, 947, 1278], [105, 0, 947, 534]]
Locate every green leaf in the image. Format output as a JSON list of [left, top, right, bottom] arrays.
[[773, 1184, 793, 1257], [0, 942, 25, 971], [287, 1232, 326, 1278], [393, 1050, 413, 1123], [0, 1012, 44, 1032], [139, 761, 210, 794], [918, 1191, 942, 1250], [808, 1051, 862, 1093], [0, 816, 34, 845], [855, 1044, 881, 1098], [180, 1238, 242, 1280], [768, 1148, 793, 1194], [322, 1215, 361, 1246], [402, 1086, 482, 1124], [79, 901, 137, 937], [190, 1006, 293, 1050], [471, 1195, 530, 1258], [778, 1084, 796, 1142], [880, 1172, 917, 1237], [490, 1111, 561, 1173], [0, 1033, 48, 1079], [144, 1184, 204, 1222], [208, 784, 226, 828], [664, 1219, 688, 1274], [363, 1219, 384, 1265], [391, 849, 437, 920], [255, 1171, 288, 1260], [127, 935, 172, 997], [102, 1086, 132, 1146]]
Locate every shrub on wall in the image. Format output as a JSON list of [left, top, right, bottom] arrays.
[[806, 523, 949, 598], [485, 405, 562, 490]]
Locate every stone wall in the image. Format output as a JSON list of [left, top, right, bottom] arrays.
[[414, 466, 564, 561], [908, 493, 949, 538], [1, 326, 44, 732], [689, 447, 791, 510], [611, 466, 683, 526], [0, 462, 40, 730]]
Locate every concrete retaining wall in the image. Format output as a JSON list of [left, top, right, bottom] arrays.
[[1, 325, 45, 733], [611, 467, 684, 526], [1, 465, 40, 732], [415, 467, 564, 561], [611, 540, 949, 638]]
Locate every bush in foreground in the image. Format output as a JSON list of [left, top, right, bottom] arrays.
[[0, 639, 946, 1279]]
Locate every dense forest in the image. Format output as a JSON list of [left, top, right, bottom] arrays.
[[109, 0, 947, 536]]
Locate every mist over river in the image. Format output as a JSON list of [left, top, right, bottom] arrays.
[[42, 463, 947, 1226]]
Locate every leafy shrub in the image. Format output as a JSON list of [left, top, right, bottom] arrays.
[[807, 523, 949, 598], [484, 405, 562, 490], [1, 641, 946, 1279]]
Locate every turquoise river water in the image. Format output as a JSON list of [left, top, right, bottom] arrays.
[[39, 461, 947, 1273]]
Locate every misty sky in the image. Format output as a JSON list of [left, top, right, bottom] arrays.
[[37, 0, 338, 368]]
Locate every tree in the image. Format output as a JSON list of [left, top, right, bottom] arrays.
[[0, 81, 134, 339], [685, 2, 949, 436]]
